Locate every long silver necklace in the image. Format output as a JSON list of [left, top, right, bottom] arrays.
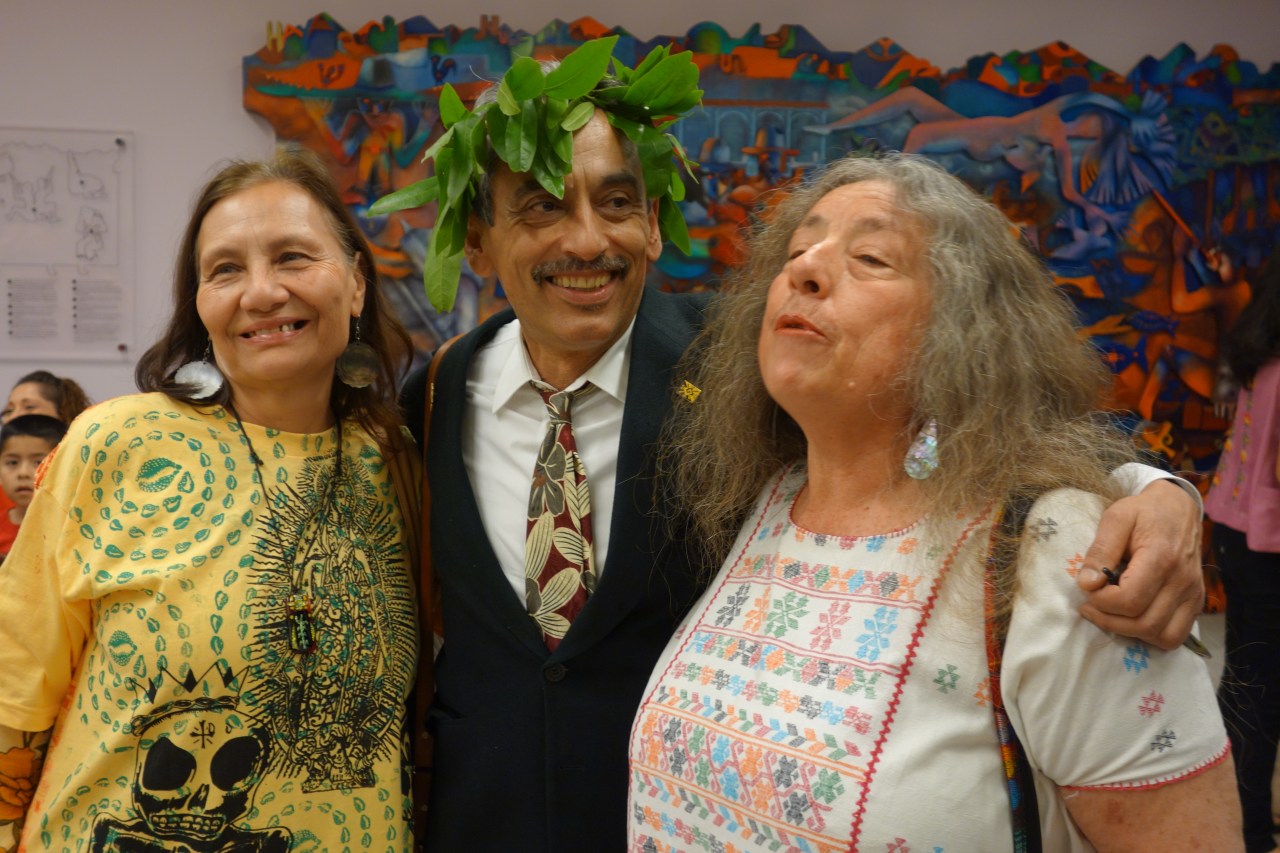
[[227, 404, 342, 654]]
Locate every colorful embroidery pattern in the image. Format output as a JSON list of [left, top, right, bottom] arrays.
[[1139, 692, 1167, 717], [630, 472, 980, 852], [1124, 643, 1152, 674], [628, 478, 1229, 852], [1028, 517, 1059, 542], [933, 665, 960, 694]]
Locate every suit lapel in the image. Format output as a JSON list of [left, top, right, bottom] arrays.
[[428, 310, 549, 659]]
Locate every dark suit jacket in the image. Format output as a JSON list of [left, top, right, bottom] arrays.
[[400, 288, 713, 851]]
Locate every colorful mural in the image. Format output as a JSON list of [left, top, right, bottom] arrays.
[[244, 15, 1280, 490]]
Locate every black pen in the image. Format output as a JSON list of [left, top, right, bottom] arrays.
[[1100, 562, 1212, 658]]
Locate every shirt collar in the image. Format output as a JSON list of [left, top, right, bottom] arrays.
[[491, 316, 635, 413]]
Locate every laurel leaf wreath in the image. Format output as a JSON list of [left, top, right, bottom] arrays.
[[370, 35, 703, 312]]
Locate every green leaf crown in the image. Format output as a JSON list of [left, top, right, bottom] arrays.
[[369, 35, 703, 312]]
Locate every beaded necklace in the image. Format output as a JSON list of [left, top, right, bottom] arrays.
[[228, 404, 343, 654]]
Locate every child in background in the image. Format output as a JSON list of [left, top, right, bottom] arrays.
[[0, 414, 67, 559]]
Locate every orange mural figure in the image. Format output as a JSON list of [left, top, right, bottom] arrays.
[[1097, 201, 1250, 428]]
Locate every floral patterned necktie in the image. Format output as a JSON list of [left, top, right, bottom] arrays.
[[524, 382, 598, 649]]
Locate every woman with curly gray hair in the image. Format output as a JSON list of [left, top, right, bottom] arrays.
[[628, 153, 1241, 850]]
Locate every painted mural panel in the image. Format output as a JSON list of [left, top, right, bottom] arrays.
[[244, 16, 1280, 492]]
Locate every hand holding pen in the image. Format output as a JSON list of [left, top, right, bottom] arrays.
[[1102, 562, 1212, 658]]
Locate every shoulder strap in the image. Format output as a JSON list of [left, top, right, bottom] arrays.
[[983, 496, 1043, 853], [385, 426, 423, 576], [412, 333, 464, 842]]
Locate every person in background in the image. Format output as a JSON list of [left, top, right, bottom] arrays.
[[0, 414, 67, 560], [1207, 257, 1280, 853], [1, 370, 92, 424], [631, 152, 1241, 851], [0, 147, 419, 852], [398, 42, 1208, 851], [0, 372, 92, 526]]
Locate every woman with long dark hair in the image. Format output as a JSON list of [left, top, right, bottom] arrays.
[[0, 148, 419, 850]]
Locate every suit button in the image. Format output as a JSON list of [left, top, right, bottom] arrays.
[[544, 664, 567, 682]]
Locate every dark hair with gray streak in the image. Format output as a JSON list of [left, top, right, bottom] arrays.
[[661, 151, 1133, 569]]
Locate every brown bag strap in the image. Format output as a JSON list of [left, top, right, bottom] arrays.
[[412, 333, 463, 846], [983, 496, 1042, 853], [385, 426, 422, 575]]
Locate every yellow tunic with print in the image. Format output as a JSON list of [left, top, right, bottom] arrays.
[[0, 393, 418, 852]]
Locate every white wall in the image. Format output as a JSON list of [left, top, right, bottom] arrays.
[[4, 0, 1278, 403]]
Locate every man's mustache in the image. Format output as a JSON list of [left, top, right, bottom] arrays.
[[532, 256, 628, 284]]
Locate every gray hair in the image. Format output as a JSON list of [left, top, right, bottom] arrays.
[[660, 151, 1133, 568]]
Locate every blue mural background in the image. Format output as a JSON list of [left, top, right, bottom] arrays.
[[244, 15, 1280, 503]]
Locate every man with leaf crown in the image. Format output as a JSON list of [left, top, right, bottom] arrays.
[[390, 37, 714, 850], [386, 36, 1208, 851]]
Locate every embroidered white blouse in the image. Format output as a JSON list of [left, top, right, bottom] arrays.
[[627, 469, 1228, 852]]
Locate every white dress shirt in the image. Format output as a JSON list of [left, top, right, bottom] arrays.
[[1113, 461, 1203, 513], [462, 318, 633, 606]]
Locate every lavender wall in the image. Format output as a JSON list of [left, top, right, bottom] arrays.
[[3, 0, 1277, 401]]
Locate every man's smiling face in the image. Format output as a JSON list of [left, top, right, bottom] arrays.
[[465, 110, 662, 388]]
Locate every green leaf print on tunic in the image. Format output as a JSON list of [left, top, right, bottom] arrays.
[[33, 400, 417, 852]]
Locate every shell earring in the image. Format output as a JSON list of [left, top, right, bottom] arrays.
[[336, 318, 378, 388], [174, 343, 225, 399], [903, 419, 939, 480]]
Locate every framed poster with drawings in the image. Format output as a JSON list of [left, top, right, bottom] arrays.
[[0, 127, 136, 364]]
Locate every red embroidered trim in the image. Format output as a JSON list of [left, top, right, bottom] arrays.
[[1059, 739, 1231, 792], [844, 507, 992, 850]]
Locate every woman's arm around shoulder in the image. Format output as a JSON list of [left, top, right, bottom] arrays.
[[1003, 489, 1241, 852]]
